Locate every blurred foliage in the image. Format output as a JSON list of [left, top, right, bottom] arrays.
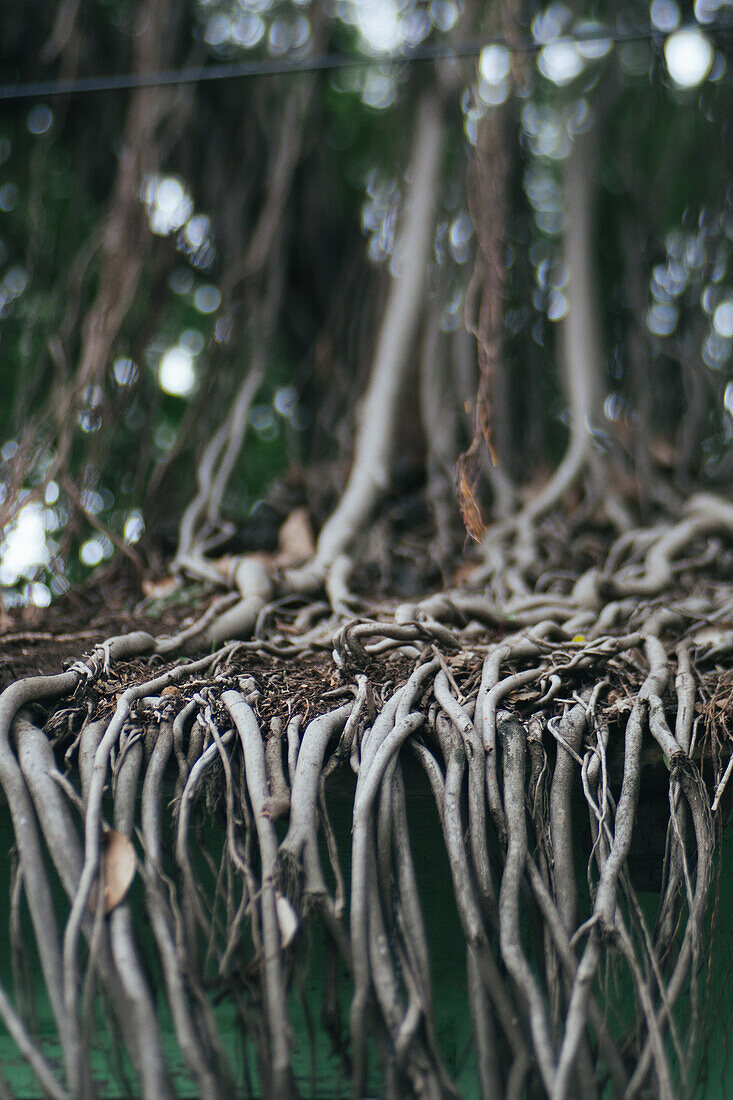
[[0, 0, 732, 605]]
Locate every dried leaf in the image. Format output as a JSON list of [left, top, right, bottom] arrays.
[[101, 830, 137, 914], [649, 436, 676, 468], [212, 554, 234, 578], [275, 891, 299, 948], [510, 688, 540, 702], [455, 463, 487, 543], [141, 576, 178, 599], [274, 507, 315, 567]]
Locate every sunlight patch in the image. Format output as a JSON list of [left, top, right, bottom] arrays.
[[158, 346, 196, 397], [664, 28, 713, 88]]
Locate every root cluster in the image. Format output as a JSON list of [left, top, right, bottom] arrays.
[[0, 497, 731, 1099]]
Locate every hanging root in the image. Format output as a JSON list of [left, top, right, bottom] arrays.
[[0, 493, 731, 1098]]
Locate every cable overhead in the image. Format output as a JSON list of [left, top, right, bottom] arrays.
[[0, 20, 731, 102]]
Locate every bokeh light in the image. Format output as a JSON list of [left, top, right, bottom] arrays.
[[158, 346, 196, 397], [0, 501, 50, 585], [664, 28, 713, 88]]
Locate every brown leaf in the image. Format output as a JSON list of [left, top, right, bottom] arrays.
[[510, 688, 540, 702], [101, 830, 137, 914], [274, 507, 315, 567], [649, 436, 676, 468], [141, 576, 178, 599], [455, 464, 487, 543], [211, 554, 234, 578]]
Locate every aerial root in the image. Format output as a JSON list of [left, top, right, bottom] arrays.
[[0, 517, 729, 1100]]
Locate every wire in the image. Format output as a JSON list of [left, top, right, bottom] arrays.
[[0, 20, 731, 102]]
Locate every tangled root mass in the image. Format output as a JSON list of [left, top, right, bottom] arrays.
[[1, 497, 731, 1099]]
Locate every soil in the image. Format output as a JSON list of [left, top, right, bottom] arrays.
[[0, 563, 189, 687], [0, 560, 449, 724]]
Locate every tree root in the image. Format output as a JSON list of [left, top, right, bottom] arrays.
[[0, 503, 730, 1097]]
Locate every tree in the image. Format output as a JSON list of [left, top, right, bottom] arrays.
[[1, 2, 732, 1097]]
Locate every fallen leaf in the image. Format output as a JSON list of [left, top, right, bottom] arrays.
[[649, 436, 676, 468], [101, 830, 137, 914], [275, 891, 299, 948], [510, 688, 540, 702], [274, 507, 315, 567], [142, 576, 178, 599], [451, 560, 476, 586]]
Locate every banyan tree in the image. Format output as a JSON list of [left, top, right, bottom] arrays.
[[1, 1, 732, 1097]]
